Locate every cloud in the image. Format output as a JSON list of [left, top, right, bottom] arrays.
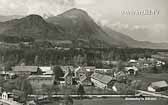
[[75, 0, 95, 5], [108, 22, 168, 42], [0, 0, 75, 16]]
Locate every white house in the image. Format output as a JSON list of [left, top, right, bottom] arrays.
[[129, 59, 137, 63], [74, 66, 95, 79], [148, 81, 168, 92], [39, 66, 53, 75], [125, 66, 138, 75], [2, 91, 8, 100]]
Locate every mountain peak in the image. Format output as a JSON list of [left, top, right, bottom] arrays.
[[16, 14, 47, 26], [59, 8, 89, 17], [22, 14, 44, 21], [68, 8, 87, 13]]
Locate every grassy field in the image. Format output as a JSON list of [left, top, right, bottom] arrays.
[[41, 97, 168, 105], [74, 98, 167, 105], [128, 73, 168, 91], [137, 73, 168, 81]]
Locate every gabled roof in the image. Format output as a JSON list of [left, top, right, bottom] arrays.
[[95, 68, 116, 73], [125, 66, 138, 71], [39, 66, 53, 75], [91, 73, 113, 84], [150, 81, 168, 89], [75, 66, 81, 73], [80, 75, 89, 82], [64, 69, 73, 78], [28, 75, 54, 80], [75, 66, 95, 73], [12, 66, 38, 72], [129, 59, 137, 63]]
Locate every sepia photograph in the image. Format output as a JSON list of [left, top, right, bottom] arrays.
[[0, 0, 168, 105]]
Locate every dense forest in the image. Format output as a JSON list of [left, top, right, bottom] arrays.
[[0, 45, 159, 70]]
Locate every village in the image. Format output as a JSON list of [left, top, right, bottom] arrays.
[[0, 51, 168, 105]]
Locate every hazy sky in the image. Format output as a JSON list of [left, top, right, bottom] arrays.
[[0, 0, 167, 43]]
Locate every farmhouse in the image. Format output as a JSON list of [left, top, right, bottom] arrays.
[[60, 66, 74, 73], [12, 66, 38, 75], [91, 73, 115, 89], [125, 66, 138, 75], [79, 74, 92, 86], [147, 81, 168, 92], [39, 66, 53, 75], [75, 66, 95, 79], [95, 68, 116, 75], [64, 68, 73, 86], [28, 75, 55, 89]]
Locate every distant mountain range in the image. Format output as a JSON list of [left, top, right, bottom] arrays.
[[0, 15, 23, 22], [0, 8, 168, 49]]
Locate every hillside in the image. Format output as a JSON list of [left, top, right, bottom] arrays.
[[103, 26, 168, 49]]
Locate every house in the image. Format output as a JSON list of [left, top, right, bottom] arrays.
[[102, 60, 118, 65], [75, 66, 95, 79], [1, 91, 23, 105], [91, 73, 115, 89], [64, 68, 73, 86], [147, 81, 168, 92], [129, 59, 137, 63], [128, 59, 138, 66], [79, 75, 92, 86], [1, 91, 14, 101], [0, 71, 16, 80], [28, 75, 55, 90], [2, 91, 9, 100], [39, 66, 53, 75], [95, 68, 116, 75], [60, 66, 74, 73], [74, 66, 85, 78], [12, 66, 38, 75], [125, 66, 138, 75]]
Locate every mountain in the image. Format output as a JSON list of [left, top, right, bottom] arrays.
[[0, 8, 168, 49], [0, 15, 65, 42], [103, 26, 168, 49], [0, 9, 116, 48], [0, 15, 23, 22], [46, 8, 122, 47], [47, 8, 168, 49]]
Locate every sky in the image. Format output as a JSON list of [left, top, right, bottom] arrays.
[[0, 0, 167, 43]]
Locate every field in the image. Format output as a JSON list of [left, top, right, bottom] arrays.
[[41, 98, 168, 105], [127, 72, 168, 91], [136, 73, 168, 81], [74, 98, 167, 105]]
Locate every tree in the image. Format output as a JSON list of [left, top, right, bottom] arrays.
[[53, 66, 64, 80], [34, 55, 39, 66], [36, 67, 43, 75], [117, 61, 125, 72], [152, 65, 159, 73], [77, 84, 85, 98]]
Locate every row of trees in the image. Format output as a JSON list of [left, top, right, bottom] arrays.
[[0, 47, 157, 69]]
